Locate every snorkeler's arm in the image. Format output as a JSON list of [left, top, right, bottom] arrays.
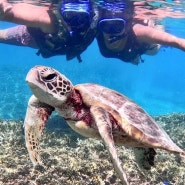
[[133, 24, 185, 51], [0, 1, 55, 33]]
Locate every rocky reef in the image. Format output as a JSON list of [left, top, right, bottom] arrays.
[[0, 113, 185, 185]]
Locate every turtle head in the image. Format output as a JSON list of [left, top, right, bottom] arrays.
[[26, 66, 73, 107]]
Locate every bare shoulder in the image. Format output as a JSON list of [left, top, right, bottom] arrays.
[[132, 23, 165, 44], [132, 24, 154, 37]]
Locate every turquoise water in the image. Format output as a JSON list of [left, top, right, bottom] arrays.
[[1, 16, 185, 120]]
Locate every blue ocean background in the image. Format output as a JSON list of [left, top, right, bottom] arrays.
[[1, 18, 185, 120]]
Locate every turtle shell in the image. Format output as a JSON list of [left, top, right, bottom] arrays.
[[74, 83, 183, 154]]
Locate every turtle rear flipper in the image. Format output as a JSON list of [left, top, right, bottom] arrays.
[[24, 95, 54, 165], [91, 106, 129, 185], [134, 148, 156, 170]]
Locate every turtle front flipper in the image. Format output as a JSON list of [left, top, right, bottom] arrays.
[[24, 95, 54, 166], [91, 106, 129, 185]]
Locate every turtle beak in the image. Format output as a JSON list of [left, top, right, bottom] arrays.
[[26, 66, 46, 90], [26, 67, 39, 85]]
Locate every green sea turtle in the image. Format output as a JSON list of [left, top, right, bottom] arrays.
[[24, 65, 185, 185]]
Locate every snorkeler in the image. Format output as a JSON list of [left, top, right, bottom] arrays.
[[96, 0, 185, 64], [0, 0, 97, 62], [0, 0, 185, 64]]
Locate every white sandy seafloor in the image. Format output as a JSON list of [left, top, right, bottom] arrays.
[[0, 113, 185, 185]]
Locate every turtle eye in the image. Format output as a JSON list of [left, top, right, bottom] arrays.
[[42, 73, 57, 81], [41, 72, 57, 82], [43, 73, 57, 81], [40, 67, 57, 82]]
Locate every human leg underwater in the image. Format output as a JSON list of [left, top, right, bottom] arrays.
[[0, 25, 38, 48]]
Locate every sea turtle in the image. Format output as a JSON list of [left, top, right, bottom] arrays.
[[24, 65, 185, 185]]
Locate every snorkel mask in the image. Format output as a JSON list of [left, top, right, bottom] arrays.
[[98, 0, 133, 43], [61, 0, 91, 33], [98, 18, 126, 35], [98, 18, 126, 43]]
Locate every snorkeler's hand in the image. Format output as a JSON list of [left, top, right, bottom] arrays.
[[0, 0, 13, 20]]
